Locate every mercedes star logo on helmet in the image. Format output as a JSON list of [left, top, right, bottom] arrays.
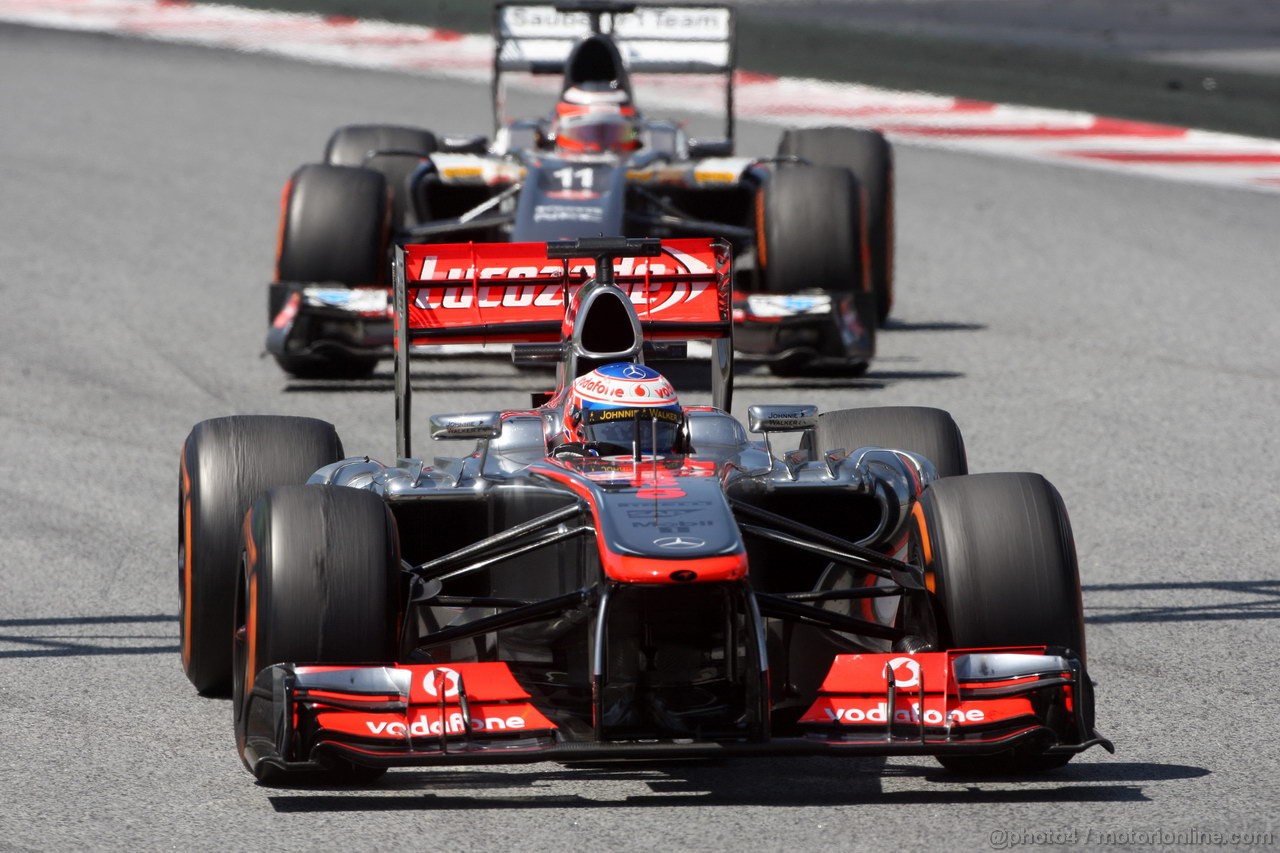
[[622, 364, 647, 378], [654, 536, 705, 550]]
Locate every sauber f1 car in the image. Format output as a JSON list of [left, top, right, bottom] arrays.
[[183, 236, 1110, 784], [266, 2, 893, 379]]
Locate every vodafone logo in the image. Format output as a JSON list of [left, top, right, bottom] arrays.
[[365, 712, 529, 737], [423, 667, 461, 698], [887, 657, 921, 688], [822, 703, 986, 725]]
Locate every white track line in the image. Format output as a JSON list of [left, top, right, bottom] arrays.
[[5, 0, 1280, 193]]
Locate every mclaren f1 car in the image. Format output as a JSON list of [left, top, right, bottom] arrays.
[[266, 1, 893, 379], [184, 236, 1110, 784]]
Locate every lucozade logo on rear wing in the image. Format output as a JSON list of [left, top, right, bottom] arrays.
[[402, 239, 731, 342]]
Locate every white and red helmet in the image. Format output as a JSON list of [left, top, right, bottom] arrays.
[[553, 86, 640, 154], [562, 363, 684, 454]]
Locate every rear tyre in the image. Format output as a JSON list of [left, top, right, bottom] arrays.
[[910, 472, 1089, 773], [806, 406, 967, 477], [274, 163, 389, 379], [233, 485, 400, 784], [324, 124, 437, 228], [179, 416, 344, 695], [778, 127, 894, 323]]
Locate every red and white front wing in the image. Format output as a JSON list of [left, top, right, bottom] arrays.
[[799, 647, 1094, 743], [239, 650, 1111, 774]]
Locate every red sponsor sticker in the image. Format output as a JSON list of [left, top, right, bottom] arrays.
[[800, 651, 1047, 728], [817, 653, 954, 695], [404, 663, 531, 704]]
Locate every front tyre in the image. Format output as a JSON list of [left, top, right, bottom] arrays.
[[755, 165, 876, 375], [233, 485, 400, 784], [777, 127, 894, 323], [910, 472, 1089, 773], [179, 416, 344, 695], [757, 164, 864, 297], [276, 164, 388, 287], [272, 164, 389, 379]]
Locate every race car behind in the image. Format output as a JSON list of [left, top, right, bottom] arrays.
[[266, 1, 894, 379]]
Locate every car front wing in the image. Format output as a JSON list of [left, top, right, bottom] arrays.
[[240, 648, 1112, 775]]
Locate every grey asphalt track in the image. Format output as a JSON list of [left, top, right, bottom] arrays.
[[1, 17, 1279, 853]]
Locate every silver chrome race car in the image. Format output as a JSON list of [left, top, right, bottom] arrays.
[[266, 2, 893, 379], [183, 236, 1109, 784]]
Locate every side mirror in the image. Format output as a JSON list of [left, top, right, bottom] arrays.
[[747, 404, 818, 433], [688, 137, 734, 158], [438, 134, 490, 154], [430, 412, 503, 441]]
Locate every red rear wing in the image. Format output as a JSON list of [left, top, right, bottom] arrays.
[[399, 239, 732, 346]]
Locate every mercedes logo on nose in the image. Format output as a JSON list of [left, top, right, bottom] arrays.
[[654, 536, 705, 550], [622, 365, 647, 378]]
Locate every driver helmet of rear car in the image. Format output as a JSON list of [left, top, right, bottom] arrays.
[[561, 362, 686, 455], [553, 84, 640, 155]]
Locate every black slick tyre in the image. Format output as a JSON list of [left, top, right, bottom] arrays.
[[233, 484, 400, 784], [273, 163, 389, 378], [276, 163, 388, 286], [756, 164, 875, 375], [806, 406, 967, 477], [324, 124, 437, 228], [757, 164, 864, 297], [178, 416, 344, 695], [909, 472, 1089, 773], [777, 127, 894, 323], [271, 352, 380, 380]]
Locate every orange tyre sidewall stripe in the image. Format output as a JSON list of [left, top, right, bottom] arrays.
[[180, 447, 194, 668], [245, 574, 258, 695], [910, 501, 936, 593], [272, 177, 294, 282], [861, 571, 878, 622], [242, 510, 259, 692]]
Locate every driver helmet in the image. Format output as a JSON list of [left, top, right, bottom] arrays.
[[554, 84, 640, 154], [562, 363, 684, 454]]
